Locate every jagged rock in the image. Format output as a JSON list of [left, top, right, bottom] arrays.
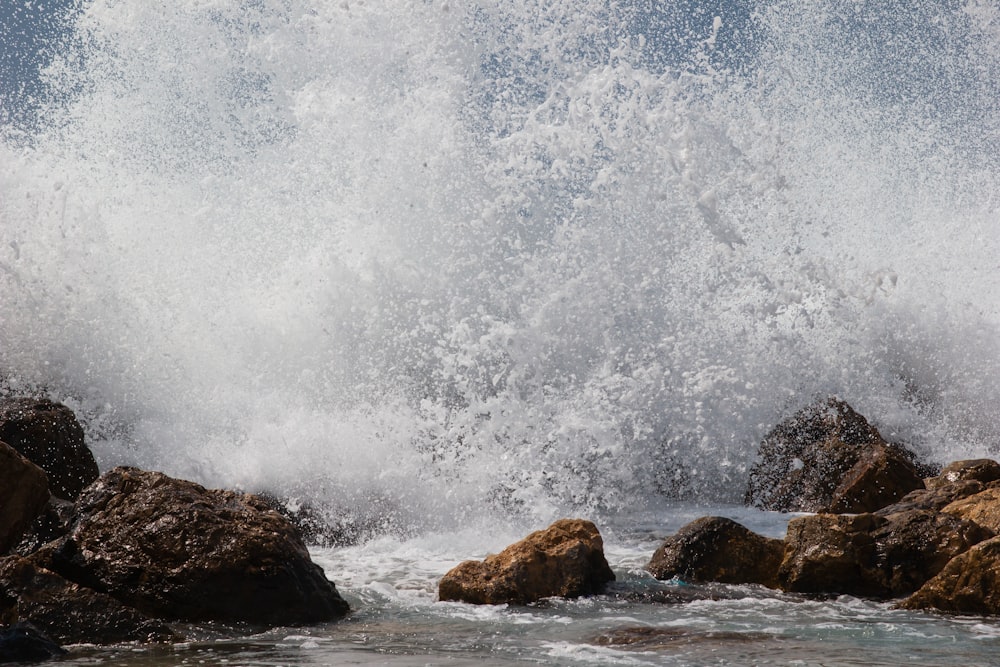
[[34, 467, 349, 626], [0, 398, 99, 501], [646, 517, 784, 588], [438, 519, 615, 605], [13, 498, 75, 557], [942, 487, 1000, 534], [0, 623, 65, 663], [0, 441, 50, 555], [926, 459, 1000, 489], [744, 399, 923, 513], [899, 536, 1000, 615], [778, 510, 991, 597], [0, 556, 175, 644], [877, 480, 985, 515]]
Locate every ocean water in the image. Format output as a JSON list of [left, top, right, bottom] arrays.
[[2, 0, 1000, 664]]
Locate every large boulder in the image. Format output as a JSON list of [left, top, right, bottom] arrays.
[[778, 510, 991, 597], [34, 467, 349, 626], [0, 398, 99, 501], [899, 536, 1000, 615], [0, 556, 175, 644], [745, 399, 923, 513], [439, 519, 615, 605], [646, 517, 784, 588], [0, 441, 50, 554]]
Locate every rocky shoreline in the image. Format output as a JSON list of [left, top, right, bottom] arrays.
[[3, 395, 1000, 661]]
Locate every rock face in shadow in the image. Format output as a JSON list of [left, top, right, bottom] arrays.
[[646, 517, 784, 588], [439, 519, 615, 605], [744, 398, 923, 513], [899, 536, 1000, 615], [0, 441, 50, 555], [34, 467, 350, 626], [0, 556, 175, 644], [0, 398, 99, 501], [0, 623, 66, 664]]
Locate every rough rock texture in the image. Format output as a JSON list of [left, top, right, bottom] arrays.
[[0, 441, 50, 555], [926, 459, 1000, 489], [899, 536, 1000, 615], [35, 467, 349, 626], [0, 623, 65, 663], [778, 511, 992, 597], [13, 498, 75, 557], [0, 398, 99, 501], [745, 399, 923, 513], [438, 519, 615, 605], [878, 480, 985, 515], [942, 487, 1000, 534], [0, 556, 175, 644], [646, 517, 784, 588], [778, 513, 886, 596]]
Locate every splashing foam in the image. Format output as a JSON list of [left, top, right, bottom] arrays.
[[1, 0, 999, 532]]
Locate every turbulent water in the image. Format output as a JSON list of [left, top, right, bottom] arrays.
[[2, 0, 1000, 664]]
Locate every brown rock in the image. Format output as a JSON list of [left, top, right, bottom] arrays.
[[778, 513, 886, 596], [646, 517, 784, 588], [926, 459, 1000, 489], [877, 480, 985, 515], [0, 398, 99, 501], [778, 510, 992, 597], [0, 441, 50, 554], [899, 536, 1000, 615], [0, 556, 174, 644], [745, 399, 923, 513], [35, 467, 349, 626], [942, 487, 1000, 534], [438, 519, 615, 605]]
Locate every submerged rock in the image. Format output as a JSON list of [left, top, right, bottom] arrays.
[[35, 467, 349, 626], [899, 536, 1000, 615], [0, 623, 65, 664], [0, 398, 99, 501], [646, 517, 784, 588], [0, 556, 175, 644], [438, 519, 615, 605], [744, 398, 923, 513], [0, 441, 50, 555]]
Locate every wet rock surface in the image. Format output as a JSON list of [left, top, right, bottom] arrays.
[[0, 623, 65, 664], [439, 519, 615, 605], [646, 516, 784, 588], [34, 467, 350, 626], [0, 442, 50, 555], [0, 398, 99, 501], [899, 536, 1000, 615], [744, 398, 923, 513]]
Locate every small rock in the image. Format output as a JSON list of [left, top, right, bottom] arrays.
[[438, 519, 615, 605], [926, 459, 1000, 489], [646, 517, 784, 588], [0, 398, 99, 501], [0, 623, 65, 664], [0, 441, 50, 555]]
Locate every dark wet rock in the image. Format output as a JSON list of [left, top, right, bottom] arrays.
[[0, 590, 16, 626], [646, 517, 784, 588], [0, 441, 50, 555], [438, 519, 615, 605], [899, 536, 1000, 615], [34, 467, 349, 626], [0, 398, 99, 501], [14, 498, 75, 557], [0, 623, 65, 663], [778, 510, 991, 597], [0, 556, 175, 644], [745, 399, 923, 513], [926, 459, 1000, 489]]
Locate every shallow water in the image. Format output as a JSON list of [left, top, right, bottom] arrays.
[[53, 506, 1000, 666]]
